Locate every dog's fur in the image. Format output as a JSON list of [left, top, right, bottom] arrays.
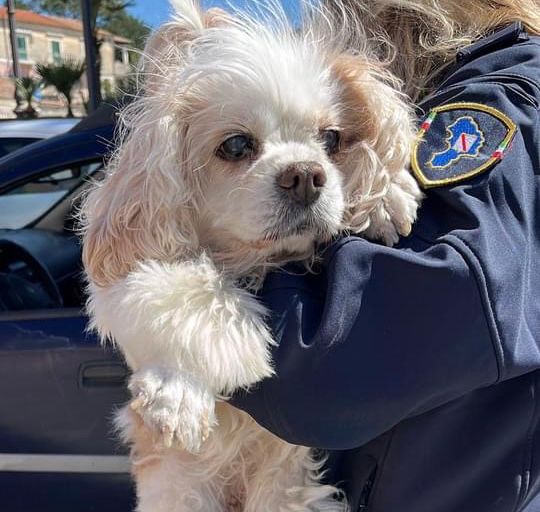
[[80, 1, 421, 510], [326, 0, 540, 101]]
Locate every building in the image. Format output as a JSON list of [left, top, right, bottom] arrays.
[[0, 7, 132, 117]]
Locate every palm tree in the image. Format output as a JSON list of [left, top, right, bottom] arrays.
[[15, 77, 42, 119], [35, 58, 85, 117]]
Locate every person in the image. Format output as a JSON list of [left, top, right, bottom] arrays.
[[231, 1, 540, 511]]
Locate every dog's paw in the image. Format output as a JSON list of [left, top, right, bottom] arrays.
[[128, 367, 216, 453], [386, 179, 422, 238], [365, 171, 422, 246]]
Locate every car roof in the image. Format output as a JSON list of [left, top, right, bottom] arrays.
[[70, 101, 122, 133], [0, 118, 80, 139], [0, 119, 115, 191]]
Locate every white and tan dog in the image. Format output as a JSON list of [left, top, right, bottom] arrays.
[[81, 1, 421, 510]]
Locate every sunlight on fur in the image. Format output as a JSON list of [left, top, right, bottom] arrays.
[[324, 0, 540, 101], [80, 0, 422, 510]]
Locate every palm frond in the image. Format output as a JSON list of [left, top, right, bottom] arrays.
[[35, 58, 85, 97], [35, 58, 85, 116]]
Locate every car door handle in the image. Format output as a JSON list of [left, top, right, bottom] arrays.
[[80, 361, 129, 387]]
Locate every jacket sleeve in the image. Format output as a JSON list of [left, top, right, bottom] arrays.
[[231, 81, 540, 450]]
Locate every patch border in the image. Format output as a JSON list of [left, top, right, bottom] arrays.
[[411, 102, 517, 188]]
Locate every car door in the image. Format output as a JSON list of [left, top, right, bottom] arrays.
[[0, 310, 134, 512], [0, 152, 135, 511]]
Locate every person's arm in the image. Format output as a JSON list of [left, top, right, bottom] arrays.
[[231, 81, 540, 450]]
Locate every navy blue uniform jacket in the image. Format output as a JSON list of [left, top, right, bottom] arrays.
[[232, 25, 540, 512]]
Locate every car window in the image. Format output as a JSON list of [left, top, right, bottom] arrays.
[[0, 138, 40, 158], [0, 161, 102, 229]]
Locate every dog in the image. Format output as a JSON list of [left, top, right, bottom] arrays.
[[80, 1, 422, 510]]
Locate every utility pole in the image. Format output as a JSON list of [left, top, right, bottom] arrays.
[[81, 0, 101, 113], [6, 0, 22, 112]]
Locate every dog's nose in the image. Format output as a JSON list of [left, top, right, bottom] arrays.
[[277, 162, 327, 206]]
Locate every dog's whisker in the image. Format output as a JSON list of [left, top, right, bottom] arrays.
[[225, 186, 256, 200]]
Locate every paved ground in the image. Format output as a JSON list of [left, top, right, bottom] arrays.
[[0, 96, 86, 119]]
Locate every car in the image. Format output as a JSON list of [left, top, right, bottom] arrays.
[[0, 118, 80, 159], [0, 104, 135, 512]]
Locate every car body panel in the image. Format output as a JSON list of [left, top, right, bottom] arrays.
[[0, 118, 80, 140], [0, 472, 135, 512], [0, 312, 129, 455], [0, 124, 114, 190], [0, 119, 81, 159], [0, 107, 135, 511], [0, 310, 134, 511]]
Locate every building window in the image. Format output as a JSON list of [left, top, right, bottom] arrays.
[[17, 35, 28, 61], [50, 40, 61, 64], [114, 46, 123, 62], [114, 45, 129, 64]]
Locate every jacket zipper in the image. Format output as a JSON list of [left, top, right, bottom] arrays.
[[357, 464, 378, 511]]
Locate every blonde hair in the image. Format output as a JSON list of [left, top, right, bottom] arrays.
[[328, 0, 540, 100]]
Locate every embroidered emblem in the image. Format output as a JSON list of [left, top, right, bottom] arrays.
[[411, 102, 517, 188], [429, 116, 485, 168]]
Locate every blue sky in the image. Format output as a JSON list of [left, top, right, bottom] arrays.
[[128, 0, 301, 29]]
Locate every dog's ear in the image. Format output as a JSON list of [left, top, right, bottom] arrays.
[[331, 55, 422, 245], [81, 108, 199, 289], [81, 3, 235, 289]]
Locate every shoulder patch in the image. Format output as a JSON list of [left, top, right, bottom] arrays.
[[411, 102, 517, 188]]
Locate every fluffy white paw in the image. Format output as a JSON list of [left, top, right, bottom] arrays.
[[366, 171, 422, 246], [128, 367, 216, 453], [386, 179, 422, 238]]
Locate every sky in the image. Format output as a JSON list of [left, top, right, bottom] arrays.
[[128, 0, 302, 30]]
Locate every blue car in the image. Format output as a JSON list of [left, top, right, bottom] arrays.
[[0, 118, 80, 158], [0, 105, 135, 511]]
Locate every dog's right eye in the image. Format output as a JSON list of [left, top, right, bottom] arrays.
[[216, 135, 256, 161]]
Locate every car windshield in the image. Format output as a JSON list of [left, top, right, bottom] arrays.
[[0, 161, 102, 229]]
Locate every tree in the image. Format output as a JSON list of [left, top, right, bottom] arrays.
[[101, 9, 149, 52], [33, 0, 133, 91], [14, 76, 41, 118], [31, 0, 130, 23], [13, 0, 36, 9], [36, 58, 85, 117]]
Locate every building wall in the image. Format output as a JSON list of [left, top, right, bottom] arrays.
[[0, 16, 131, 111], [100, 36, 130, 85], [0, 21, 84, 72]]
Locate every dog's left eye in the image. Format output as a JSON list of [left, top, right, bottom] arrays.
[[217, 135, 256, 161], [320, 129, 341, 155]]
